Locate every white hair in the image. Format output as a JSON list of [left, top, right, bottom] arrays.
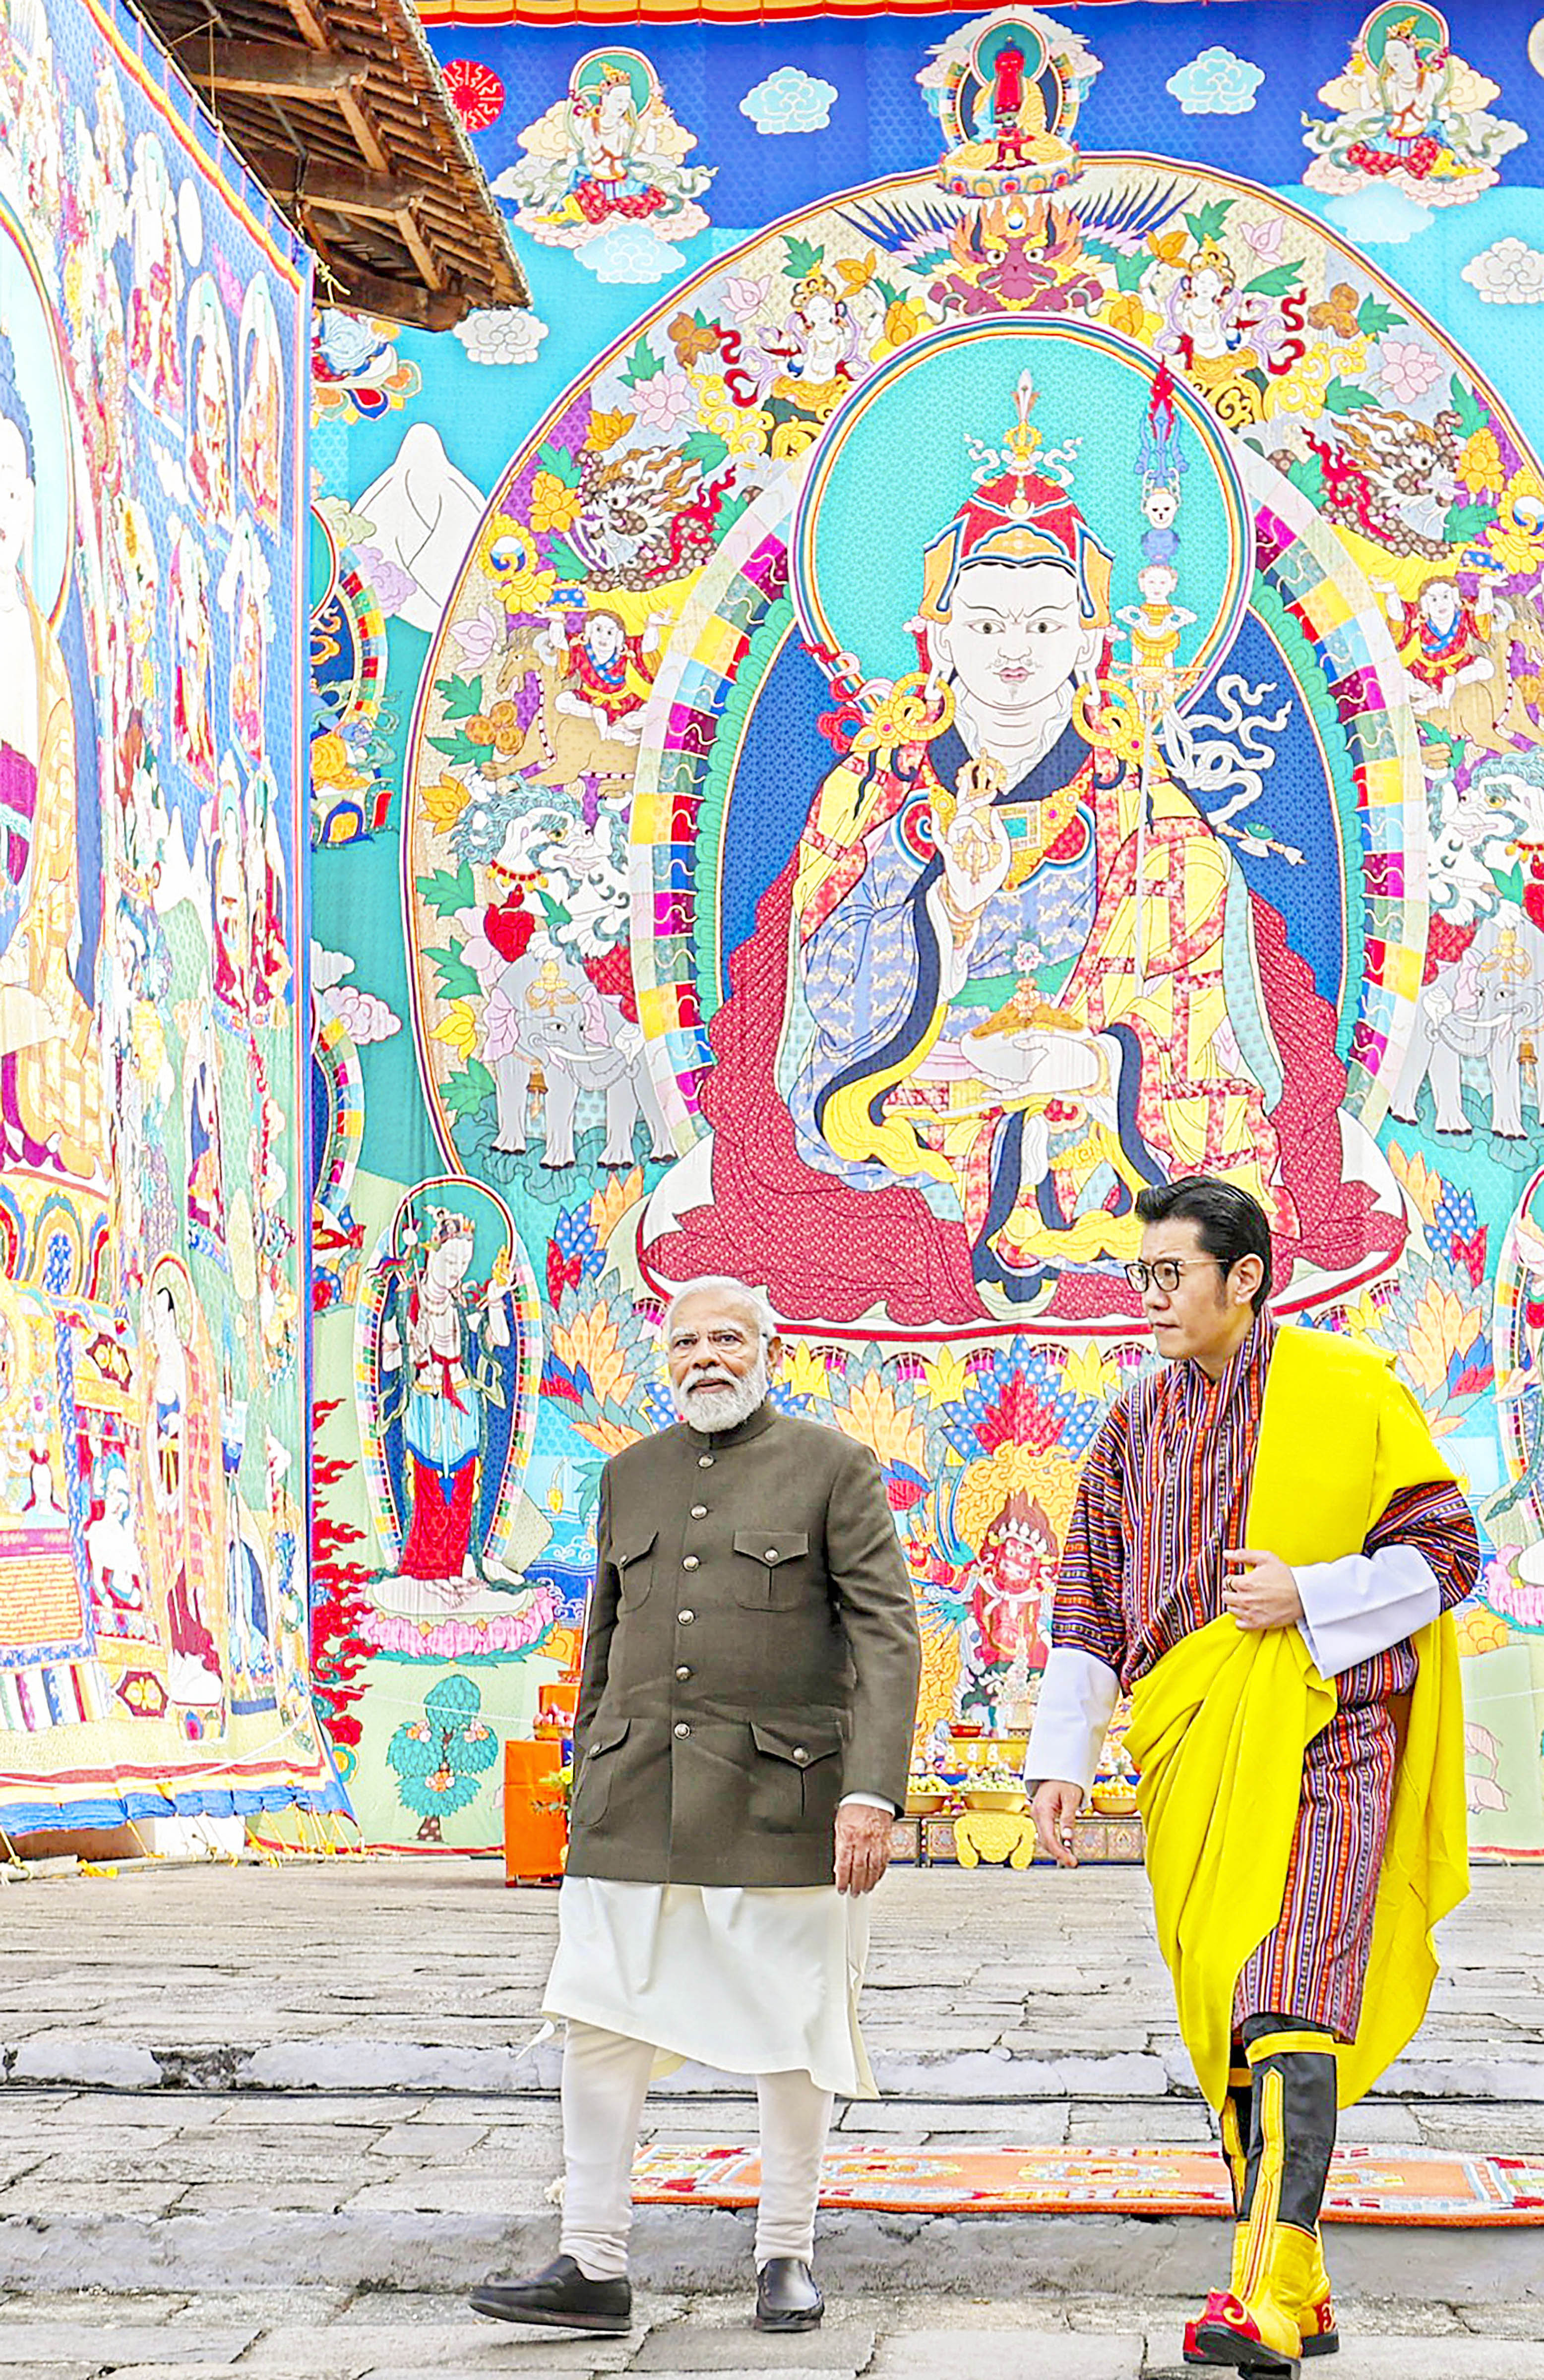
[[662, 1276, 779, 1344]]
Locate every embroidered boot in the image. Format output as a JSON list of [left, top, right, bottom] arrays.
[[1184, 2057, 1252, 2365], [1295, 2229, 1339, 2359], [1186, 2019, 1338, 2375]]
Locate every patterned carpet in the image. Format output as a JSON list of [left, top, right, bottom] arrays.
[[631, 2143, 1544, 2224]]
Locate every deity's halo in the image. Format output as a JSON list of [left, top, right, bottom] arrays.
[[568, 46, 657, 115], [0, 195, 75, 626], [1358, 2, 1449, 67], [790, 316, 1251, 706]]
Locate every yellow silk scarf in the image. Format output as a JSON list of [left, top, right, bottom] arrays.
[[1123, 1326, 1469, 2112]]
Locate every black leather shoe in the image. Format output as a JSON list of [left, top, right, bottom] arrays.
[[754, 2256, 824, 2331], [470, 2254, 631, 2332]]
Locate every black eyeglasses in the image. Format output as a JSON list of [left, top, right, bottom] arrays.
[[1123, 1257, 1228, 1295]]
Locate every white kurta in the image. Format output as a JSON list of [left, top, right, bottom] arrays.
[[543, 1876, 877, 2099]]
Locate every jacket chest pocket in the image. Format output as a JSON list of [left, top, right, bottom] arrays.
[[615, 1529, 657, 1611], [732, 1528, 812, 1610]]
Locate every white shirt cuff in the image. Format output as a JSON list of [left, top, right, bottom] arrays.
[[840, 1792, 896, 1814], [1295, 1544, 1442, 1679], [1023, 1646, 1120, 1797]]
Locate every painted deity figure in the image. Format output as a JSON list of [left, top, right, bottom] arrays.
[[145, 1271, 226, 1711], [1372, 20, 1451, 148], [0, 334, 105, 1181], [231, 569, 266, 760], [127, 135, 184, 415], [1379, 575, 1494, 720], [238, 284, 284, 531], [569, 68, 661, 218], [503, 50, 712, 246], [649, 375, 1400, 1326], [1116, 561, 1197, 702], [170, 532, 216, 790], [1302, 8, 1524, 202], [540, 604, 666, 743], [85, 1452, 153, 1638], [761, 272, 865, 426], [185, 1026, 226, 1254], [969, 1488, 1056, 1666], [189, 329, 233, 528], [377, 1211, 513, 1606], [245, 775, 291, 1021], [210, 773, 249, 1023], [1158, 242, 1284, 424]]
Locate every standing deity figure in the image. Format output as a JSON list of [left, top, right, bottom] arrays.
[[378, 1210, 513, 1602], [144, 1271, 227, 1712]]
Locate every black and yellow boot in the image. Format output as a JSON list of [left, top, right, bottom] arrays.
[[1184, 2054, 1253, 2365], [1187, 2019, 1340, 2376]]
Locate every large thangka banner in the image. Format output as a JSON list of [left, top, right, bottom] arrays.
[[312, 0, 1544, 1851], [0, 0, 336, 1830]]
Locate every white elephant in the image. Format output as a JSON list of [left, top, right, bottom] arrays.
[[486, 937, 673, 1170], [1391, 755, 1544, 1141], [454, 779, 677, 1171]]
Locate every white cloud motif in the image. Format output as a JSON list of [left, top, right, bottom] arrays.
[[1166, 46, 1264, 115], [311, 943, 353, 996], [740, 65, 838, 135], [581, 227, 687, 285], [1463, 238, 1544, 305], [311, 945, 402, 1043], [454, 308, 550, 366], [328, 986, 401, 1045], [1321, 185, 1434, 245]]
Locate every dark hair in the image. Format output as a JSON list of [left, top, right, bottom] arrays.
[[0, 334, 35, 477], [1133, 1175, 1273, 1314]]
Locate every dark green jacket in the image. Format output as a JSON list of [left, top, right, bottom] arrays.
[[567, 1400, 922, 1888]]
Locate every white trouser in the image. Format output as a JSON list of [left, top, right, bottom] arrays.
[[557, 2018, 835, 2279]]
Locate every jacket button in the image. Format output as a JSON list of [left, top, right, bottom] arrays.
[[764, 1548, 780, 1562], [698, 1454, 714, 1468], [793, 1747, 810, 1765], [682, 1555, 700, 1571], [690, 1504, 707, 1519], [675, 1665, 691, 1681], [678, 1608, 695, 1624], [674, 1721, 691, 1738]]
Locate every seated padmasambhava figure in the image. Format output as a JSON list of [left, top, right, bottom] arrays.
[[651, 396, 1398, 1327]]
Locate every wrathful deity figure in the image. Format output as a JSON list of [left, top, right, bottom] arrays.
[[648, 371, 1400, 1328]]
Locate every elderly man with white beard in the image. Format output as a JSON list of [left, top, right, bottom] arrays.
[[471, 1275, 921, 2337]]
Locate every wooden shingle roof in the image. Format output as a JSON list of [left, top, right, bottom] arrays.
[[125, 0, 527, 326]]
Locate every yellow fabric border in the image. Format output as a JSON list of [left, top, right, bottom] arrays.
[[1125, 1328, 1469, 2112]]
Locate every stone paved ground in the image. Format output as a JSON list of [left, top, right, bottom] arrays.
[[0, 2285, 1540, 2379], [0, 1859, 1541, 2367], [3, 1858, 1542, 2102]]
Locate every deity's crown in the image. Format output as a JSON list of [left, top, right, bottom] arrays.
[[918, 369, 1112, 629], [794, 268, 839, 309], [1189, 236, 1235, 284], [428, 1207, 475, 1248]]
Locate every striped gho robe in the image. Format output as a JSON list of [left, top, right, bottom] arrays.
[[1037, 1314, 1479, 2037]]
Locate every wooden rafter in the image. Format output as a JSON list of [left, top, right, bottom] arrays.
[[124, 0, 527, 323]]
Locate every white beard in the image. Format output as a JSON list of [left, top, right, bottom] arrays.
[[674, 1350, 769, 1433]]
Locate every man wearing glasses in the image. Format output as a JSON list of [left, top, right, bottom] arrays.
[[1025, 1176, 1478, 2376], [472, 1275, 920, 2341]]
